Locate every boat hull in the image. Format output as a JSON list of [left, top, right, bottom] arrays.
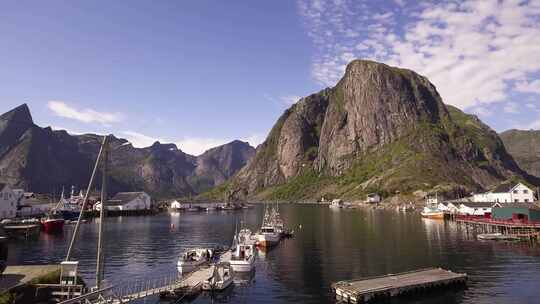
[[42, 219, 65, 233], [421, 212, 445, 219], [230, 255, 255, 272], [177, 261, 204, 274], [256, 233, 280, 247]]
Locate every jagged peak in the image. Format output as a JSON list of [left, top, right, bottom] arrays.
[[1, 103, 33, 125]]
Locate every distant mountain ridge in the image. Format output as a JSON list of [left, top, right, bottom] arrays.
[[500, 129, 540, 178], [220, 60, 535, 201], [0, 104, 255, 198]]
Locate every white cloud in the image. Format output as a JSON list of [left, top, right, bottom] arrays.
[[516, 79, 540, 94], [121, 131, 160, 148], [121, 131, 266, 156], [503, 102, 519, 114], [242, 134, 265, 148], [264, 94, 303, 107], [279, 95, 302, 105], [297, 0, 540, 110], [471, 106, 492, 117], [48, 101, 123, 125]]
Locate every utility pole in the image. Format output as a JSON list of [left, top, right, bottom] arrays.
[[96, 135, 109, 289]]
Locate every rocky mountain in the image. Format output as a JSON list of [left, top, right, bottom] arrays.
[[0, 104, 254, 198], [500, 129, 540, 177], [224, 60, 534, 201]]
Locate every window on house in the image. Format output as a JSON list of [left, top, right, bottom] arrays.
[[525, 199, 529, 202], [514, 199, 518, 202], [523, 190, 528, 194], [513, 190, 518, 194]]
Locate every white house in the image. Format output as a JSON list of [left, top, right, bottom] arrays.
[[169, 200, 189, 210], [365, 193, 381, 204], [0, 184, 17, 219], [458, 202, 500, 216], [473, 183, 535, 203], [95, 192, 151, 211]]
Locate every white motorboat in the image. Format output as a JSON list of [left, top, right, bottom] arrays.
[[256, 226, 280, 247], [229, 243, 256, 272], [420, 195, 444, 219], [255, 204, 282, 247], [177, 248, 212, 274], [202, 262, 234, 291]]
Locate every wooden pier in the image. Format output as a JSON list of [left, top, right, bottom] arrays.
[[454, 216, 540, 242], [57, 252, 235, 304], [332, 268, 467, 303]]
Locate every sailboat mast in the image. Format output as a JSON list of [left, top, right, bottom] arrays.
[[65, 135, 107, 261], [96, 135, 109, 289]]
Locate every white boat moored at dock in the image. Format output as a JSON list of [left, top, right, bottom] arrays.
[[202, 262, 234, 291], [177, 248, 213, 274], [229, 243, 256, 272]]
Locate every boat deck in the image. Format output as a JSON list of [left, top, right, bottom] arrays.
[[332, 267, 467, 303]]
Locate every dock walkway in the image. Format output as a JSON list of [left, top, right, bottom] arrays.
[[58, 251, 236, 304], [332, 267, 467, 303]]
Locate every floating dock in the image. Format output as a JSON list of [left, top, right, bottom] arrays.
[[332, 267, 467, 303], [3, 224, 41, 239], [0, 265, 60, 293]]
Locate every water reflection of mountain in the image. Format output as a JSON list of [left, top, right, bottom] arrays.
[[7, 204, 540, 304]]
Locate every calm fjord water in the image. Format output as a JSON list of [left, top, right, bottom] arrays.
[[8, 204, 540, 304]]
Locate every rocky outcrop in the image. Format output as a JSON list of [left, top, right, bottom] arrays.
[[234, 60, 534, 200], [500, 129, 540, 177], [0, 105, 254, 198]]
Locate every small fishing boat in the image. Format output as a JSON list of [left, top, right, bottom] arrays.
[[206, 206, 217, 211], [41, 213, 65, 234], [256, 225, 280, 247], [186, 206, 201, 212], [230, 243, 256, 272], [177, 248, 213, 274], [202, 262, 234, 291], [420, 195, 444, 219]]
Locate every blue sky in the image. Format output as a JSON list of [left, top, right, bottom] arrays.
[[1, 1, 539, 155]]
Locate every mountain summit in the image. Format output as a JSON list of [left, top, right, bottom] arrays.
[[0, 104, 254, 198], [232, 60, 532, 200]]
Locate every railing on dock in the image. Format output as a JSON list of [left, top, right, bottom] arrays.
[[58, 266, 214, 304], [455, 215, 540, 227]]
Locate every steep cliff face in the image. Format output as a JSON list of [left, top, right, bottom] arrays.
[[0, 105, 254, 198], [192, 140, 255, 192], [500, 129, 540, 177], [235, 60, 532, 200]]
